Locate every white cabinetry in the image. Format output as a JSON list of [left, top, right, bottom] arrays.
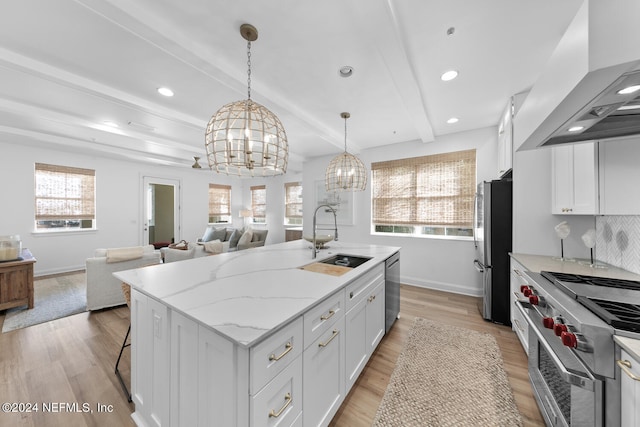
[[303, 290, 346, 427], [598, 137, 640, 215], [509, 258, 529, 354], [551, 142, 599, 214], [345, 264, 385, 392], [131, 289, 170, 427], [130, 262, 388, 427], [619, 349, 640, 427]]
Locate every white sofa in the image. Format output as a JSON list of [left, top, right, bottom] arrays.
[[86, 245, 161, 310]]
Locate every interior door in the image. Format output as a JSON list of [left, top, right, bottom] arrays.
[[142, 176, 181, 246]]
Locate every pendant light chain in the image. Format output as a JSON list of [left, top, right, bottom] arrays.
[[344, 115, 348, 152], [247, 41, 252, 100]]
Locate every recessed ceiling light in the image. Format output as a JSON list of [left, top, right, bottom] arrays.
[[103, 121, 119, 127], [446, 27, 455, 36], [441, 70, 458, 81], [339, 66, 353, 78], [617, 85, 640, 95], [157, 87, 174, 97], [447, 117, 459, 124], [568, 126, 584, 132]]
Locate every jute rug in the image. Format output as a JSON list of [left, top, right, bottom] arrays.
[[2, 272, 87, 333], [373, 317, 523, 427]]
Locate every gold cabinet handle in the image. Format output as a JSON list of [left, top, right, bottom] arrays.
[[320, 310, 335, 321], [268, 392, 292, 418], [268, 342, 292, 362], [318, 330, 339, 348], [368, 295, 376, 303], [618, 360, 640, 381]]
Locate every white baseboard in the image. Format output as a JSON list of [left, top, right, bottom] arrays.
[[401, 275, 483, 298], [35, 265, 85, 278]]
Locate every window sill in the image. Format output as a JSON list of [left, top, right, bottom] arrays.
[[371, 231, 473, 242], [32, 228, 98, 236]]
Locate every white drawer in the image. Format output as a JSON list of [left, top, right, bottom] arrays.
[[251, 356, 302, 427], [250, 317, 303, 394], [345, 264, 384, 312], [303, 289, 345, 349]]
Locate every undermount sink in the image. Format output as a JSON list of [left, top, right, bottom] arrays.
[[318, 254, 372, 268]]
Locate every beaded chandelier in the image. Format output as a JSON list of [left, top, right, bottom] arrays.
[[325, 112, 367, 191], [205, 24, 288, 177]]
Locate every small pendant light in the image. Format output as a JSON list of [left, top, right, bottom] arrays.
[[325, 112, 367, 191]]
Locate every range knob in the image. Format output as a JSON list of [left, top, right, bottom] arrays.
[[520, 285, 529, 293], [542, 317, 555, 329], [529, 295, 544, 306], [523, 288, 533, 297], [561, 331, 578, 348], [554, 323, 568, 336]]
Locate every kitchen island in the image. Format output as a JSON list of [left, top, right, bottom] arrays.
[[114, 239, 400, 427]]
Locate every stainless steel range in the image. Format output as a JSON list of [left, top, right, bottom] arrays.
[[515, 270, 640, 427]]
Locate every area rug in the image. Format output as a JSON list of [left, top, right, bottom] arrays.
[[2, 273, 87, 333], [373, 317, 523, 427]]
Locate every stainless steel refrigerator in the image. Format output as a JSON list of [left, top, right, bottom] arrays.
[[473, 177, 512, 325]]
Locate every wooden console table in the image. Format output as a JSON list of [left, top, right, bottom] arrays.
[[0, 249, 36, 310]]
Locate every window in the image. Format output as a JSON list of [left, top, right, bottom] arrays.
[[371, 149, 476, 238], [208, 184, 231, 223], [250, 185, 266, 224], [284, 182, 303, 225], [34, 163, 96, 231]]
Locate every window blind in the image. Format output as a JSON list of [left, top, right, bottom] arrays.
[[371, 149, 476, 227], [208, 184, 231, 216], [251, 185, 266, 219], [284, 182, 302, 219], [34, 163, 96, 220]]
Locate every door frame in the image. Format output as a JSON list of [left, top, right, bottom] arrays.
[[141, 175, 182, 246]]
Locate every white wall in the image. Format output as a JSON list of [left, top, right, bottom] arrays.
[[302, 126, 500, 297], [0, 140, 295, 276]]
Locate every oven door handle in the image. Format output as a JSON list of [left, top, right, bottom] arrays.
[[515, 301, 597, 391]]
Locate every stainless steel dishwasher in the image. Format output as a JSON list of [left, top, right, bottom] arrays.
[[385, 252, 400, 332]]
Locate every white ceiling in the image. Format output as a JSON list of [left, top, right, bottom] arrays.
[[0, 0, 583, 172]]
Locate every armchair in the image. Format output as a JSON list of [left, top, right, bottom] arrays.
[[86, 245, 161, 310]]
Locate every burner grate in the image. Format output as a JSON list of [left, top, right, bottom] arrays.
[[578, 296, 640, 333]]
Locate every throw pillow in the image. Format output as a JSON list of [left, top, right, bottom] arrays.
[[238, 229, 253, 247], [201, 226, 216, 242], [224, 229, 235, 242], [229, 229, 241, 248], [211, 227, 227, 242]]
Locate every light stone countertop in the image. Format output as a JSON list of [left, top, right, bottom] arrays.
[[510, 253, 640, 281], [114, 239, 400, 348], [615, 336, 640, 362]]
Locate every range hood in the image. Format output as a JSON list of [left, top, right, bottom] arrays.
[[516, 0, 640, 150]]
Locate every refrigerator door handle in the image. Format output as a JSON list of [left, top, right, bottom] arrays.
[[473, 193, 478, 249], [473, 259, 487, 273]]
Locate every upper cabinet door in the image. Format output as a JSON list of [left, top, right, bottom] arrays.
[[551, 142, 599, 215], [599, 137, 640, 215]]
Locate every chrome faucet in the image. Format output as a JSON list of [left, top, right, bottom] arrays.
[[312, 204, 338, 258]]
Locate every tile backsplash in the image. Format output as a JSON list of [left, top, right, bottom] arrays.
[[595, 216, 640, 275]]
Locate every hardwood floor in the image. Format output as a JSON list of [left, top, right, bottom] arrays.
[[329, 285, 545, 427], [0, 275, 544, 426]]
